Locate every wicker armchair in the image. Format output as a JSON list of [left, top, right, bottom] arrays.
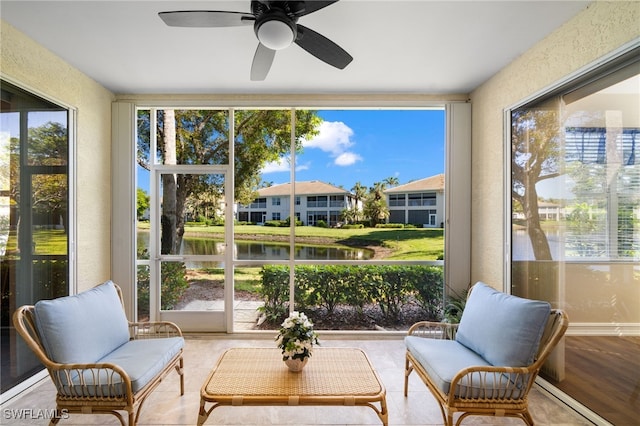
[[12, 281, 184, 426], [404, 282, 569, 426]]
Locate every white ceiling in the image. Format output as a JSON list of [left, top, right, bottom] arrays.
[[0, 1, 591, 95]]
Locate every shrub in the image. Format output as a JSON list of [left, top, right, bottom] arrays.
[[210, 217, 225, 226], [258, 264, 445, 323], [284, 216, 303, 227], [160, 261, 189, 310], [136, 247, 189, 312], [371, 265, 412, 320], [315, 220, 328, 228], [374, 223, 404, 228], [258, 265, 290, 322], [341, 223, 364, 229], [411, 266, 444, 320]]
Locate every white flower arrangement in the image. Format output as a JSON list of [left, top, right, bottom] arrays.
[[275, 311, 319, 361]]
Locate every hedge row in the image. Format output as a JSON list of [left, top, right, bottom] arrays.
[[258, 264, 443, 323]]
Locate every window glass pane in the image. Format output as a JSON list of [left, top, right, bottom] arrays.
[[510, 67, 639, 425], [136, 109, 151, 320], [31, 173, 67, 255], [234, 265, 265, 330], [156, 110, 229, 165], [27, 111, 68, 166]]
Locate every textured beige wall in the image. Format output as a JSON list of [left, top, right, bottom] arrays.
[[1, 20, 115, 292], [469, 2, 640, 288]]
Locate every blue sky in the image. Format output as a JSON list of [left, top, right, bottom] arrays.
[[261, 109, 445, 190], [133, 109, 445, 193]]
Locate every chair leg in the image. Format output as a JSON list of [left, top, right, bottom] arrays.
[[522, 410, 535, 426], [404, 354, 412, 397], [177, 356, 185, 395]]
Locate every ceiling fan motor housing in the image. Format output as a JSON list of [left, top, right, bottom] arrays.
[[254, 9, 298, 50]]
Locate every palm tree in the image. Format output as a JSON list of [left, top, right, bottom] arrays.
[[351, 181, 367, 204], [363, 181, 390, 226], [383, 176, 399, 187]]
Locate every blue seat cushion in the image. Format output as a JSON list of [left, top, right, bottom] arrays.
[[406, 336, 488, 394], [57, 337, 185, 397], [455, 282, 551, 367], [34, 281, 130, 364], [405, 335, 529, 399]]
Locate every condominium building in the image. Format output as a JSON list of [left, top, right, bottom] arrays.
[[384, 174, 445, 227], [236, 181, 358, 226]]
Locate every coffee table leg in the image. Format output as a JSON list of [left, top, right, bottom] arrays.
[[380, 396, 389, 426], [197, 398, 209, 426]]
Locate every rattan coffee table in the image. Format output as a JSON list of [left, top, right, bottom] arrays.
[[198, 347, 388, 425]]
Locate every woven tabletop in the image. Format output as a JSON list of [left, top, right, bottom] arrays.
[[203, 347, 383, 398]]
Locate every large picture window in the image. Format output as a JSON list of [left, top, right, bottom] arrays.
[[136, 107, 448, 332], [509, 52, 639, 425]]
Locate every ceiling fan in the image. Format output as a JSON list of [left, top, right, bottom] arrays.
[[159, 1, 353, 81]]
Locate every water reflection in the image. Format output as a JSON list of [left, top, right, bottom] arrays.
[[137, 232, 373, 267]]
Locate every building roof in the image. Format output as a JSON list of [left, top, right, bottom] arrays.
[[257, 181, 351, 197], [384, 174, 445, 193]]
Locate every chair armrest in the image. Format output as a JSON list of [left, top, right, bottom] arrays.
[[47, 362, 134, 400], [128, 321, 183, 339], [407, 321, 458, 340], [448, 364, 535, 402]]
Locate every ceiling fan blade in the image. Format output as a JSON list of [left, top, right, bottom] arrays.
[[294, 25, 352, 69], [293, 1, 340, 17], [251, 43, 276, 81], [158, 11, 255, 27]]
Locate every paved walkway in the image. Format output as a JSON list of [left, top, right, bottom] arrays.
[[175, 298, 264, 331]]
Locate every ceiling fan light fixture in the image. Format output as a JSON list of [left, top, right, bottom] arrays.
[[256, 18, 296, 50]]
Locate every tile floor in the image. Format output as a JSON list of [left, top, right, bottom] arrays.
[[2, 336, 592, 425]]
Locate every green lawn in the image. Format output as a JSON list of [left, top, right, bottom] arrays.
[[3, 229, 68, 256]]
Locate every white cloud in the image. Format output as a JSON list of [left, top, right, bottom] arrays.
[[261, 157, 290, 174], [295, 163, 310, 172], [334, 152, 363, 166], [303, 121, 362, 167], [262, 156, 311, 174]]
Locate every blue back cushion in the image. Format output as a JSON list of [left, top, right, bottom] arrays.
[[455, 282, 550, 367], [34, 281, 130, 364]]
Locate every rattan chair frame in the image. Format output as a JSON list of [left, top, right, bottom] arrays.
[[404, 310, 569, 426], [12, 283, 184, 426]]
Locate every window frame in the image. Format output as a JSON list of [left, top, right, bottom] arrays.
[[112, 100, 471, 332]]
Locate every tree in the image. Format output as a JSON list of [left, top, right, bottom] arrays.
[[137, 109, 322, 254], [383, 176, 399, 187], [350, 181, 367, 222], [28, 121, 68, 166], [28, 122, 68, 229], [363, 181, 390, 226], [136, 188, 150, 220], [340, 207, 358, 224], [511, 108, 561, 260]]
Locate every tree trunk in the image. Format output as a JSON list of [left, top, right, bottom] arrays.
[[161, 110, 178, 255], [523, 184, 553, 261]]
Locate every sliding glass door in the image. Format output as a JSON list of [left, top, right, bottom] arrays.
[[510, 53, 639, 424], [1, 80, 70, 393]]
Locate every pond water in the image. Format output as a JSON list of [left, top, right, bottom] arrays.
[[137, 232, 374, 267]]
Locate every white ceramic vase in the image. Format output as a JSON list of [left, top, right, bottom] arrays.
[[284, 357, 309, 372]]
